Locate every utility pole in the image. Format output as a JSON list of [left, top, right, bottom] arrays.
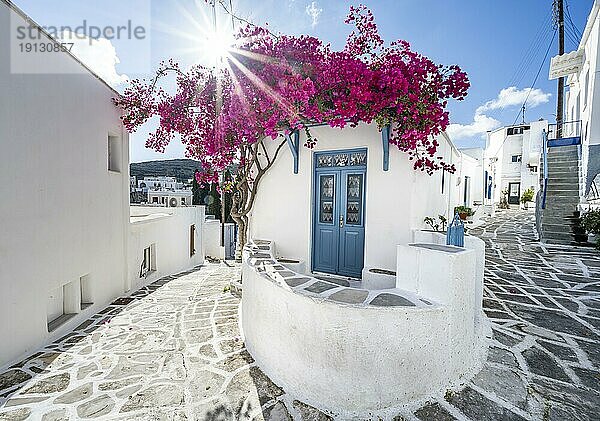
[[554, 0, 565, 137]]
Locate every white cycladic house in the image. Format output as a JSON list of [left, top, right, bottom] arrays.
[[483, 120, 546, 206], [0, 0, 206, 368], [147, 189, 193, 207], [563, 0, 600, 204], [249, 122, 481, 276], [138, 176, 183, 191]]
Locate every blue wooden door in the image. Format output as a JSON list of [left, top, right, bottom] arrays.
[[313, 150, 366, 278]]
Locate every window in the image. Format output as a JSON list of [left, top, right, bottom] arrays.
[[181, 197, 186, 205], [47, 280, 79, 332], [529, 166, 538, 173], [108, 135, 121, 172], [140, 244, 156, 278], [190, 225, 196, 257], [152, 197, 158, 204], [80, 274, 93, 310], [511, 155, 522, 163], [507, 126, 530, 136]]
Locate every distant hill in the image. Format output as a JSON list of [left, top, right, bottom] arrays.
[[130, 159, 202, 182]]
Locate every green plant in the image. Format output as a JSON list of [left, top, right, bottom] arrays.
[[424, 215, 448, 232], [454, 206, 474, 217], [521, 188, 535, 204], [581, 209, 600, 249], [498, 189, 510, 209]]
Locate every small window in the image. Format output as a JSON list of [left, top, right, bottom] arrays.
[[80, 274, 93, 310], [108, 135, 121, 172], [140, 244, 156, 278], [190, 225, 196, 257], [181, 198, 186, 205], [152, 197, 158, 204], [529, 166, 538, 173], [511, 155, 522, 163]]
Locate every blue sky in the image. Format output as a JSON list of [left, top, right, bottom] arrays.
[[12, 0, 593, 161]]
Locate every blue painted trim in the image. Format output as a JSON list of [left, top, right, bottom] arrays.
[[541, 129, 548, 210], [381, 125, 390, 171], [285, 131, 300, 174], [548, 136, 581, 147]]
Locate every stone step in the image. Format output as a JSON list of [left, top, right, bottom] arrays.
[[541, 231, 574, 242], [548, 162, 579, 173], [542, 216, 574, 225], [546, 173, 580, 179], [542, 222, 575, 232], [547, 158, 579, 165]]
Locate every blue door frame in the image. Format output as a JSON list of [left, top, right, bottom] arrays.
[[312, 149, 367, 278]]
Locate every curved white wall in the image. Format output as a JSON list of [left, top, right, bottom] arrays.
[[241, 240, 488, 417]]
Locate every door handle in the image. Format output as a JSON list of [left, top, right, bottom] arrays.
[[339, 215, 344, 228]]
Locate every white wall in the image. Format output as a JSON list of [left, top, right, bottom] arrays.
[[249, 123, 470, 273], [128, 206, 205, 291], [0, 2, 130, 366]]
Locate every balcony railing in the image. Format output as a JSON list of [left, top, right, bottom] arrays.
[[547, 120, 581, 146]]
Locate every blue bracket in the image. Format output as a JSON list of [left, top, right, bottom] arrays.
[[381, 124, 390, 171], [285, 130, 300, 174]]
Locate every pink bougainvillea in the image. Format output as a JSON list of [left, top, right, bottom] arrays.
[[114, 4, 469, 180]]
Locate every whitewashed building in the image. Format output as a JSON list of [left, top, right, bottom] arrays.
[[147, 189, 193, 207], [483, 120, 546, 206], [562, 0, 600, 203], [249, 123, 481, 277], [0, 0, 206, 368], [138, 176, 182, 191]]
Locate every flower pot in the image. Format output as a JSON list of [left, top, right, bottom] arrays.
[[459, 212, 468, 220]]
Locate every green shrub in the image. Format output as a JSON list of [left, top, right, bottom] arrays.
[[520, 188, 535, 204], [582, 209, 600, 249]]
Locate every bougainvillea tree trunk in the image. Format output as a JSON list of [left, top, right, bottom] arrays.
[[229, 138, 286, 258]]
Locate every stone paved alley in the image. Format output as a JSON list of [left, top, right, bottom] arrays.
[[0, 210, 599, 420]]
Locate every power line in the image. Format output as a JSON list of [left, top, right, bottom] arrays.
[[492, 29, 558, 159]]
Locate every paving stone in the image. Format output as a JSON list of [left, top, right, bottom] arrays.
[[304, 281, 338, 294], [187, 370, 226, 400], [77, 394, 114, 418], [0, 408, 31, 421], [98, 376, 141, 391], [370, 293, 415, 307], [216, 351, 254, 372], [414, 402, 456, 420], [23, 373, 70, 394], [120, 384, 184, 412], [292, 400, 333, 420], [259, 401, 293, 421], [54, 382, 93, 404], [41, 408, 68, 421], [487, 347, 519, 368], [572, 366, 600, 392], [0, 370, 31, 392], [522, 347, 569, 382], [328, 289, 369, 304], [472, 365, 528, 409], [226, 367, 284, 417], [445, 386, 526, 421], [284, 277, 312, 288], [538, 340, 578, 362]]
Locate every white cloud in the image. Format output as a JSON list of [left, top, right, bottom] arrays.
[[448, 86, 551, 141], [476, 86, 551, 114], [305, 1, 323, 28], [58, 30, 129, 87], [447, 113, 501, 141]]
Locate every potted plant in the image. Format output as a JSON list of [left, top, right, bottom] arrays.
[[581, 209, 600, 249], [520, 188, 535, 209], [454, 206, 474, 221], [498, 189, 510, 209]]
